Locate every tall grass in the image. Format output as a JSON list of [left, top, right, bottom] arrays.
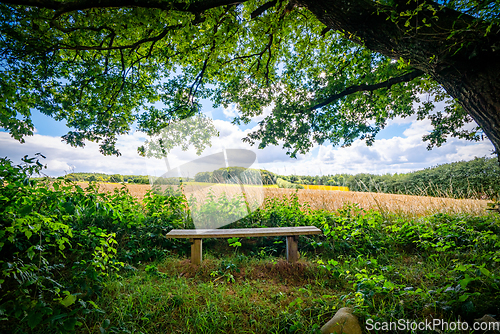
[[263, 188, 488, 217], [78, 181, 489, 217]]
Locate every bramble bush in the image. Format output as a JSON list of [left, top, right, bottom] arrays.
[[0, 155, 191, 332], [315, 205, 500, 323]]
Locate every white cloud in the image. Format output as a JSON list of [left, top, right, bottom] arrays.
[[0, 118, 294, 177], [387, 114, 419, 126], [222, 104, 238, 118], [402, 118, 433, 138], [252, 104, 274, 123], [220, 103, 275, 123], [0, 131, 151, 176], [258, 116, 495, 176], [1, 112, 496, 178]]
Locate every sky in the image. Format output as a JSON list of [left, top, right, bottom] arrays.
[[0, 100, 495, 178]]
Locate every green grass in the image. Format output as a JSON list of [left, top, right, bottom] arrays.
[[84, 255, 341, 333], [81, 238, 499, 334]]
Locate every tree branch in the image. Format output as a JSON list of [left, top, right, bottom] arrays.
[[188, 12, 226, 104], [250, 0, 276, 19], [309, 69, 424, 112], [223, 28, 273, 66], [48, 17, 204, 52], [1, 0, 248, 17]]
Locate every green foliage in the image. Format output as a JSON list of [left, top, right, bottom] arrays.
[[1, 155, 115, 332], [210, 259, 240, 284], [276, 178, 304, 189], [64, 172, 150, 184], [189, 191, 248, 229], [193, 167, 276, 185], [144, 264, 168, 279], [194, 171, 212, 183], [345, 157, 500, 199], [140, 114, 219, 159], [319, 203, 387, 255], [315, 205, 500, 323], [228, 237, 242, 248], [487, 199, 500, 214], [0, 155, 190, 332], [277, 173, 351, 187], [211, 167, 259, 184], [1, 0, 498, 157], [109, 174, 123, 183]]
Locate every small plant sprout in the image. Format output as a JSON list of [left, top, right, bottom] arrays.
[[228, 237, 242, 249]]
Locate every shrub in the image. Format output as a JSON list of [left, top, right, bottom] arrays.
[[0, 155, 191, 332], [276, 178, 304, 189]]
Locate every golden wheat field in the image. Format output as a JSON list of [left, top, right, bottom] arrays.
[[264, 188, 489, 216], [78, 182, 490, 216], [300, 185, 350, 191]]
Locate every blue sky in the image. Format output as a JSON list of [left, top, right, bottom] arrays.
[[0, 101, 495, 177]]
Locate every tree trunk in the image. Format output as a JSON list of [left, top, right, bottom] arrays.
[[433, 54, 500, 163], [299, 0, 500, 163]]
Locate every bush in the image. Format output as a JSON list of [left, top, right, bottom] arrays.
[[0, 155, 190, 332], [110, 174, 123, 183], [276, 178, 304, 189]]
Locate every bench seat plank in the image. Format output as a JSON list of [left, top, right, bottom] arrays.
[[166, 226, 322, 239]]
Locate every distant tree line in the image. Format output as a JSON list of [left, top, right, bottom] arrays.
[[194, 167, 276, 185], [62, 157, 499, 199], [343, 157, 500, 199], [276, 178, 304, 190], [65, 172, 149, 184], [278, 157, 500, 199], [64, 167, 278, 186], [278, 174, 348, 187]]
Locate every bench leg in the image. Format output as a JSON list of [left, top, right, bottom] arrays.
[[286, 236, 299, 263], [190, 238, 202, 265]]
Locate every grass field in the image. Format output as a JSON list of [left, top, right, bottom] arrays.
[[80, 182, 489, 217]]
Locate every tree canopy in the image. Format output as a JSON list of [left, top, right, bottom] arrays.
[[1, 0, 499, 159]]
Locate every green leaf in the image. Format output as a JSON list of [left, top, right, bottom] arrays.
[[27, 246, 36, 260], [383, 280, 396, 290], [459, 275, 474, 289], [479, 267, 491, 278], [63, 318, 78, 331], [27, 311, 43, 329], [60, 294, 77, 308], [102, 319, 111, 328]]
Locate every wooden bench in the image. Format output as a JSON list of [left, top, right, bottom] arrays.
[[165, 226, 322, 265]]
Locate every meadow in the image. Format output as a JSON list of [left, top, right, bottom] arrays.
[[1, 157, 499, 333]]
